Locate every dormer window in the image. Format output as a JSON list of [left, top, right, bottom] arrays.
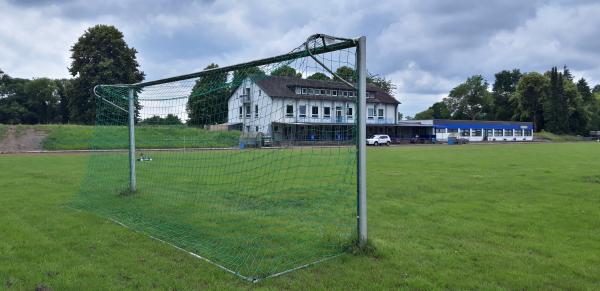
[[301, 88, 307, 95], [343, 91, 348, 97], [308, 88, 313, 95], [332, 90, 337, 96], [295, 87, 301, 94]]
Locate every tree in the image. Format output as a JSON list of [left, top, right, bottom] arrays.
[[270, 65, 301, 78], [334, 66, 355, 83], [68, 24, 144, 124], [577, 78, 593, 103], [232, 66, 266, 86], [491, 69, 522, 120], [367, 74, 397, 95], [187, 63, 230, 126], [543, 67, 569, 133], [54, 79, 72, 123], [511, 72, 548, 132], [22, 78, 60, 124], [593, 85, 600, 94], [307, 72, 330, 81], [445, 75, 491, 120], [140, 114, 183, 125], [414, 101, 451, 119]]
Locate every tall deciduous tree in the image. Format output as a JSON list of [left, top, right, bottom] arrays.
[[511, 72, 548, 131], [414, 101, 451, 119], [270, 65, 302, 78], [444, 75, 490, 120], [491, 69, 522, 120], [68, 24, 144, 124], [307, 72, 330, 81], [187, 63, 230, 126]]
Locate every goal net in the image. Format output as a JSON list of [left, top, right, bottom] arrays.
[[72, 34, 364, 281]]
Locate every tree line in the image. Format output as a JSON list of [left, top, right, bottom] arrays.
[[413, 67, 600, 134], [0, 25, 144, 125], [1, 23, 394, 127]]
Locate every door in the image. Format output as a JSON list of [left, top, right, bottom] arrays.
[[335, 106, 342, 123]]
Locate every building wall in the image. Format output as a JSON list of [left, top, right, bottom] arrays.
[[227, 79, 274, 134], [435, 128, 534, 142], [228, 78, 398, 136]]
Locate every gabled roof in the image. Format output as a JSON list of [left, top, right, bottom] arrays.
[[252, 76, 400, 105]]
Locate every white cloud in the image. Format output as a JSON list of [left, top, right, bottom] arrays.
[[1, 0, 600, 116]]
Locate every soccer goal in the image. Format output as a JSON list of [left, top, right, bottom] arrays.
[[73, 34, 367, 281]]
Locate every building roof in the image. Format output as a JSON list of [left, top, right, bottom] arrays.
[[253, 76, 400, 105]]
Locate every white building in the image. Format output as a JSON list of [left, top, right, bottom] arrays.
[[227, 76, 400, 142]]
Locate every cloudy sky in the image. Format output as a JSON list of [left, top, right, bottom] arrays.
[[1, 0, 599, 116]]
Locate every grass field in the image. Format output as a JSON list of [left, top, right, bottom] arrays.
[[1, 143, 600, 289]]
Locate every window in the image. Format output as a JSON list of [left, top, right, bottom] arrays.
[[343, 91, 348, 97], [308, 88, 314, 95], [514, 129, 523, 136], [323, 106, 331, 118], [299, 105, 307, 117], [347, 107, 353, 118], [436, 128, 446, 133], [494, 129, 503, 136], [311, 106, 319, 118], [448, 128, 458, 133], [504, 129, 513, 136], [332, 90, 337, 96], [472, 129, 482, 136], [254, 105, 259, 118], [255, 126, 259, 132], [245, 105, 251, 118], [295, 87, 301, 94], [320, 89, 326, 95], [286, 105, 294, 117], [258, 90, 262, 96], [301, 88, 307, 95], [238, 106, 242, 118], [367, 108, 375, 119], [378, 108, 384, 119], [485, 129, 493, 137], [461, 129, 470, 137], [315, 89, 321, 95], [325, 89, 330, 95], [524, 129, 532, 136]]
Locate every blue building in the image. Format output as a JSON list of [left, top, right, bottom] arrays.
[[407, 119, 534, 142]]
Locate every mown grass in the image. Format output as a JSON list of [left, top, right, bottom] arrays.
[[0, 124, 240, 150], [534, 130, 582, 142], [0, 124, 6, 139], [1, 143, 600, 289]]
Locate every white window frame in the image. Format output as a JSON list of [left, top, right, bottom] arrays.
[[301, 88, 307, 95], [346, 107, 353, 119], [254, 105, 259, 118], [311, 106, 319, 118], [367, 108, 375, 120], [286, 105, 294, 117], [245, 105, 251, 118], [323, 106, 331, 118], [332, 90, 337, 96], [377, 108, 384, 120], [299, 105, 307, 118]]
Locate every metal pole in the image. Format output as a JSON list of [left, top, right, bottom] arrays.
[[128, 88, 136, 192], [356, 36, 367, 246]]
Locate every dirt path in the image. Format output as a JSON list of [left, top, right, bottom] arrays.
[[0, 125, 48, 153]]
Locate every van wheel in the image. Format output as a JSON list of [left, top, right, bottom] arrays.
[[374, 141, 379, 146], [386, 141, 391, 146]]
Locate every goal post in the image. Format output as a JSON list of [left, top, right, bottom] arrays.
[[356, 36, 367, 246], [80, 34, 368, 281]]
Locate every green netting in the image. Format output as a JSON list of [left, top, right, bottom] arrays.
[[71, 36, 359, 281]]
